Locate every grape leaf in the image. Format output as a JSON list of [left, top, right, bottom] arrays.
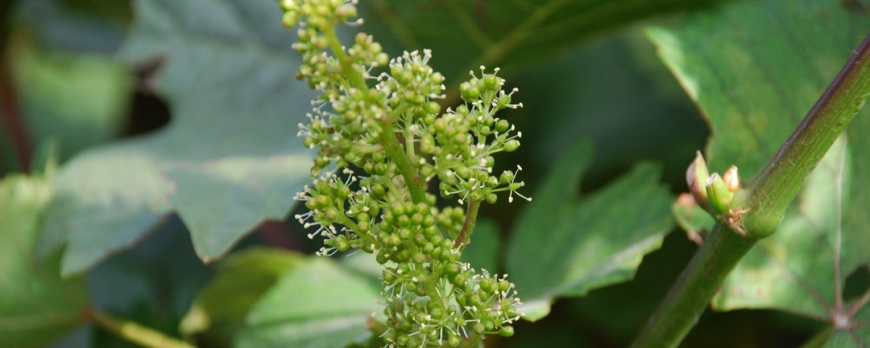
[[647, 0, 870, 344], [235, 257, 383, 348], [180, 247, 303, 347], [38, 0, 317, 275], [10, 33, 131, 162], [0, 174, 90, 347], [505, 138, 673, 321], [359, 0, 727, 86]]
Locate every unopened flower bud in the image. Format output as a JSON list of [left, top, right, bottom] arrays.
[[706, 173, 734, 215], [686, 151, 711, 211], [722, 165, 740, 193]]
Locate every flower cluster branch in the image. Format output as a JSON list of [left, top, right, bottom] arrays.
[[280, 0, 530, 346]]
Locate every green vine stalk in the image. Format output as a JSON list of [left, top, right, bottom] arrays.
[[91, 310, 195, 348], [631, 33, 870, 348]]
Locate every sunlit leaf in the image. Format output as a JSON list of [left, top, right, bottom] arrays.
[[648, 0, 870, 344]]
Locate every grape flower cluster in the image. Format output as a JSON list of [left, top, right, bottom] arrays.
[[281, 0, 528, 346]]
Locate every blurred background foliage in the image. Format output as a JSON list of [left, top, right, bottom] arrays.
[[1, 0, 865, 347]]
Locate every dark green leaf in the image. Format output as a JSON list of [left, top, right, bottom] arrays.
[[39, 0, 318, 275], [647, 0, 870, 344], [85, 215, 213, 344], [10, 33, 131, 162], [0, 174, 89, 347], [505, 138, 673, 321], [235, 257, 382, 348], [360, 0, 727, 86], [180, 247, 303, 347], [461, 219, 500, 274]]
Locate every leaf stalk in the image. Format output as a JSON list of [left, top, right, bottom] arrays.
[[91, 310, 195, 348]]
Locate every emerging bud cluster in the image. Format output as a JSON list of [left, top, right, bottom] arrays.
[[686, 151, 748, 235], [281, 0, 526, 345], [686, 151, 741, 215]]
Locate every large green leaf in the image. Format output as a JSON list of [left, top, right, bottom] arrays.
[[0, 174, 89, 347], [38, 0, 317, 275], [647, 0, 869, 175], [10, 33, 131, 162], [181, 247, 303, 347], [360, 0, 727, 86], [235, 257, 383, 348], [648, 0, 870, 344], [505, 139, 673, 321]]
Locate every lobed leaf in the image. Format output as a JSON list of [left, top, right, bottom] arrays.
[[38, 0, 318, 275], [505, 139, 673, 321]]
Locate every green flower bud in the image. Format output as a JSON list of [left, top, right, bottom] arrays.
[[397, 215, 410, 227], [499, 325, 515, 337], [396, 335, 409, 347], [282, 11, 300, 27], [498, 280, 511, 292], [413, 233, 426, 247], [376, 252, 389, 264], [460, 81, 481, 101], [504, 139, 520, 152], [386, 234, 400, 247], [445, 262, 461, 275], [431, 247, 442, 259], [335, 4, 357, 21], [473, 322, 486, 334], [398, 228, 412, 240], [374, 163, 387, 175], [422, 242, 434, 254], [448, 334, 461, 347], [334, 236, 350, 252], [706, 173, 734, 215], [454, 274, 467, 287], [383, 269, 397, 283], [391, 202, 406, 216], [425, 101, 441, 115], [480, 278, 494, 293]]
